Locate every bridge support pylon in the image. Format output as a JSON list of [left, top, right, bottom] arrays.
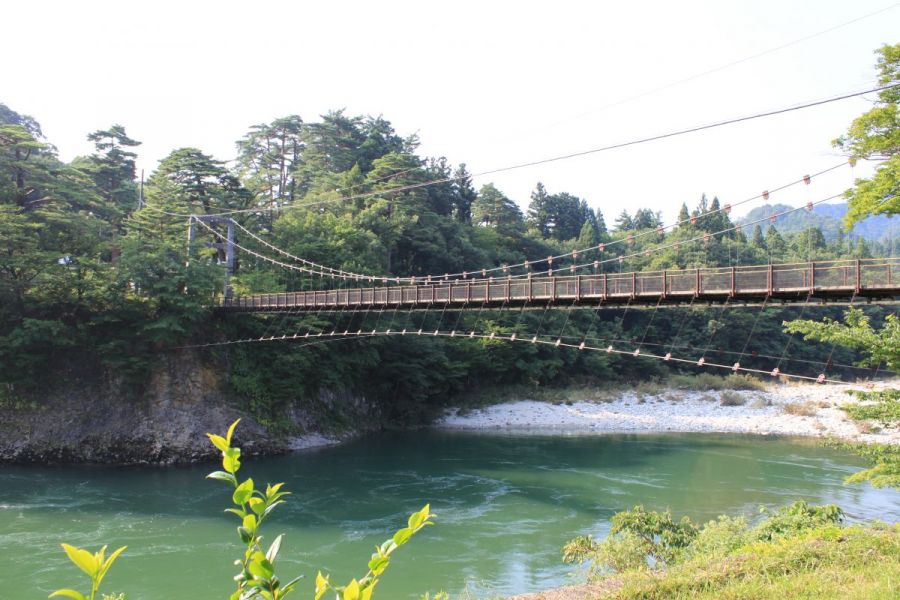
[[188, 215, 236, 300]]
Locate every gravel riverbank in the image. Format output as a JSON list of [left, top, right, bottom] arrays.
[[439, 380, 899, 444]]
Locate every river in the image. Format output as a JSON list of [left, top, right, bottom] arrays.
[[2, 431, 898, 599]]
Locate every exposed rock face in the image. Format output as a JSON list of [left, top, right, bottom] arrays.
[[0, 352, 303, 465]]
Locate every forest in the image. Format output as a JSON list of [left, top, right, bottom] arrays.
[[0, 75, 895, 428]]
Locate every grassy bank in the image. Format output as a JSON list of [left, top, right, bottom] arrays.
[[603, 524, 898, 599], [510, 505, 898, 600]]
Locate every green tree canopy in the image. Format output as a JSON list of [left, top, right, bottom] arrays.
[[834, 44, 900, 227]]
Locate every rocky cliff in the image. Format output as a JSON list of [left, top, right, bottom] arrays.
[[0, 351, 364, 465]]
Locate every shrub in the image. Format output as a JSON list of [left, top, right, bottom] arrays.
[[842, 389, 900, 426], [750, 397, 772, 409], [565, 501, 847, 584], [682, 515, 749, 560], [719, 391, 746, 406], [634, 380, 664, 398], [563, 531, 649, 577], [841, 442, 900, 488], [563, 506, 699, 576], [668, 373, 764, 392], [751, 501, 843, 542], [782, 401, 818, 416]]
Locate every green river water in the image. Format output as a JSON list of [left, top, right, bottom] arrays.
[[1, 431, 898, 599]]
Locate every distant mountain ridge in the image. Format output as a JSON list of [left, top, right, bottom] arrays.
[[737, 202, 896, 242]]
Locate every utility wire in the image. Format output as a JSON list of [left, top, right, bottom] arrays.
[[142, 83, 897, 221]]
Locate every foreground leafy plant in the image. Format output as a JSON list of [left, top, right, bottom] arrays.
[[206, 419, 300, 600], [206, 419, 434, 600], [49, 544, 126, 600], [53, 419, 433, 600], [313, 503, 434, 600]]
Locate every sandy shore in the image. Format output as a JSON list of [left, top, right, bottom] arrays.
[[438, 380, 899, 444]]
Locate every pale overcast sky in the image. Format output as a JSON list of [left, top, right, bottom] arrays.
[[2, 0, 898, 222]]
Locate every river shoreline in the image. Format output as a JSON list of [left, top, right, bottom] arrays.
[[437, 380, 899, 445]]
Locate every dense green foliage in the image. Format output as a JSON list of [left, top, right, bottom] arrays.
[[562, 501, 843, 577], [834, 44, 899, 228], [2, 46, 896, 428], [561, 503, 900, 599]]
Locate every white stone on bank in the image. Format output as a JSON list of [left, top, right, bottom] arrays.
[[437, 380, 899, 445]]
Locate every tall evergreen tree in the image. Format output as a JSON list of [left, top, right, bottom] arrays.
[[764, 225, 787, 260], [677, 202, 691, 227], [527, 182, 552, 237], [614, 209, 634, 232], [236, 115, 304, 209], [595, 208, 608, 238], [751, 224, 766, 248], [452, 163, 476, 224], [72, 125, 141, 223], [473, 183, 524, 235]]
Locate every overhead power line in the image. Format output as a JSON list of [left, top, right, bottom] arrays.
[[144, 82, 899, 221], [516, 2, 900, 136]]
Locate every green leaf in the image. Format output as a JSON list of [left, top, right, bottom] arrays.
[[243, 513, 257, 532], [226, 419, 241, 446], [266, 534, 283, 563], [207, 471, 237, 485], [367, 555, 389, 576], [49, 590, 87, 600], [265, 482, 285, 498], [343, 579, 360, 600], [315, 571, 329, 600], [249, 497, 266, 515], [207, 433, 229, 452], [248, 551, 274, 580], [96, 545, 126, 586], [280, 575, 303, 596], [224, 507, 247, 520], [61, 544, 98, 577], [233, 478, 254, 505], [223, 447, 241, 474], [238, 526, 253, 544], [392, 527, 412, 547], [262, 500, 285, 519]]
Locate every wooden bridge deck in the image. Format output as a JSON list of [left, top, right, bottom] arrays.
[[222, 259, 900, 312]]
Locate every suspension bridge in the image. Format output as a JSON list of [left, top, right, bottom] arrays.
[[222, 258, 899, 312], [175, 153, 900, 385]]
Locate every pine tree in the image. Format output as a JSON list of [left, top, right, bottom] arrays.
[[473, 183, 524, 235], [235, 115, 303, 209], [452, 163, 476, 224], [764, 225, 787, 260], [614, 209, 634, 232], [595, 208, 608, 238], [526, 182, 552, 237], [73, 125, 141, 224], [751, 224, 766, 248], [677, 202, 691, 227]]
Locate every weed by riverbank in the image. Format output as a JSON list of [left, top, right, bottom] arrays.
[[511, 506, 899, 600]]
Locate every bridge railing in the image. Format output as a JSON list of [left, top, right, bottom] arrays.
[[223, 258, 899, 310]]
